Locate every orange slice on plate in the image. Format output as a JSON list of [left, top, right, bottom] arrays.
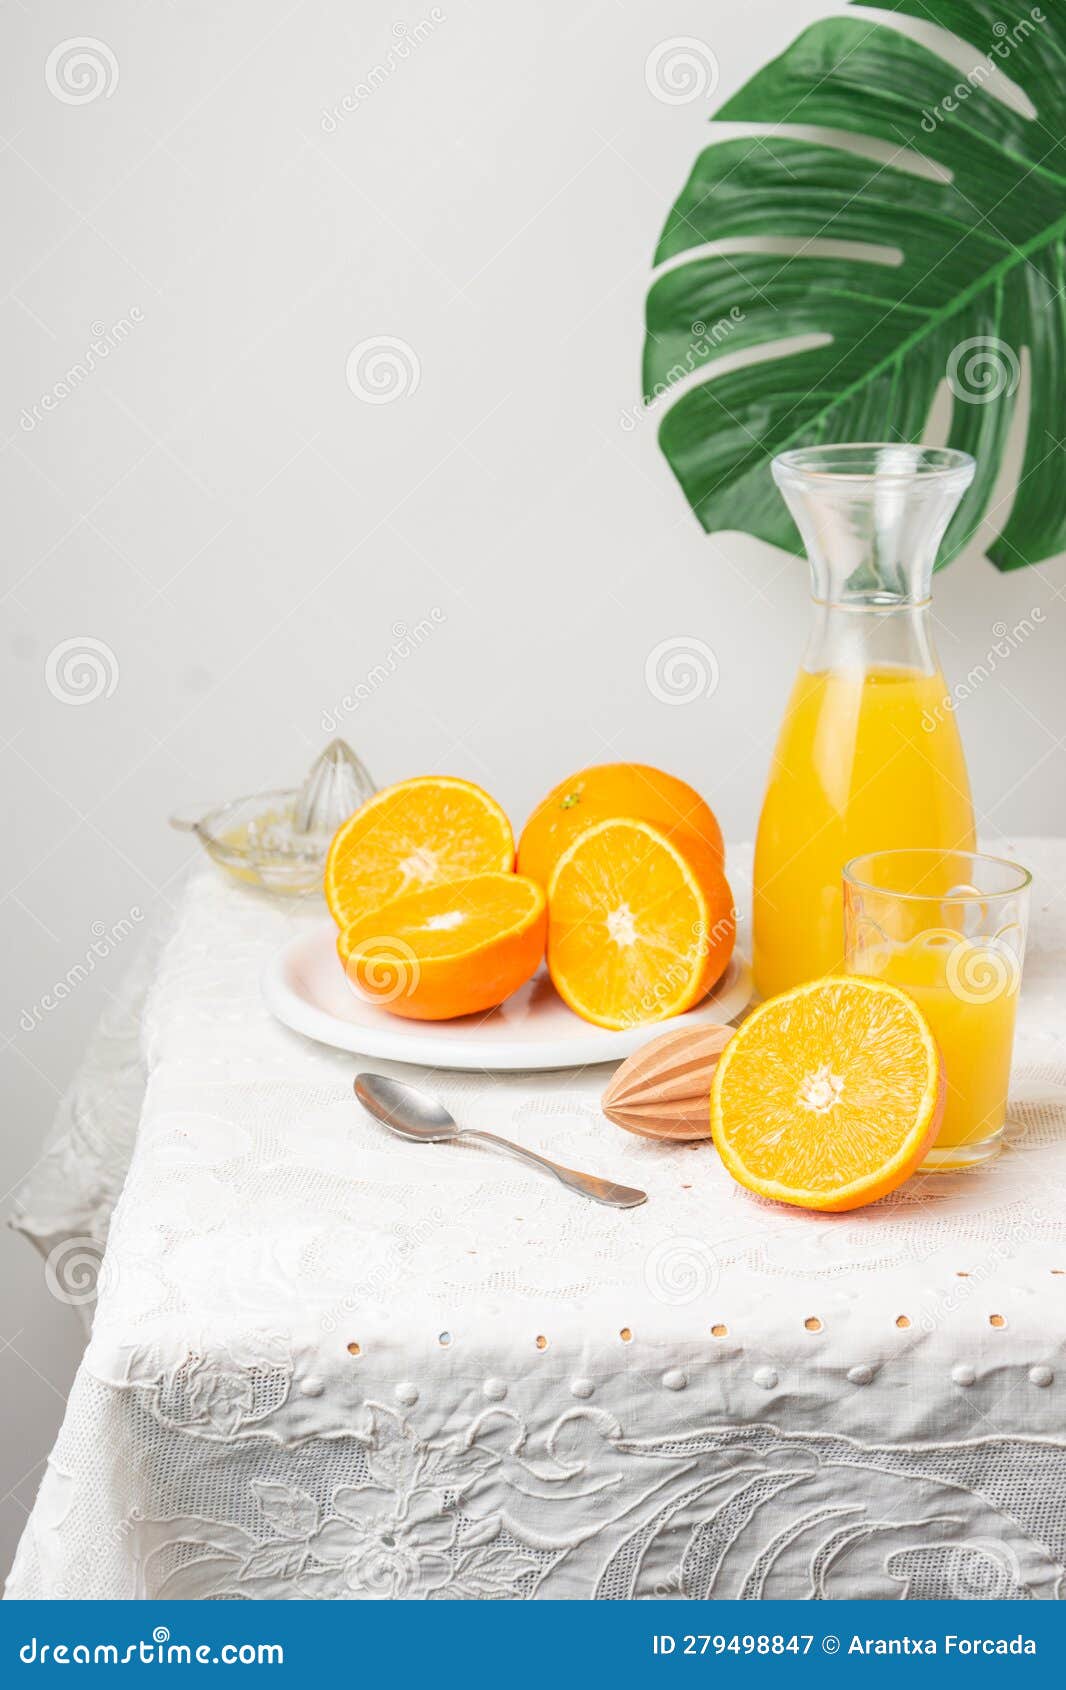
[[710, 975, 944, 1212], [546, 818, 735, 1030], [337, 871, 545, 1021], [518, 761, 724, 890], [325, 776, 514, 930]]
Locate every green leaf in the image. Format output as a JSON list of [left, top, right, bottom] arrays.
[[644, 1, 1066, 569]]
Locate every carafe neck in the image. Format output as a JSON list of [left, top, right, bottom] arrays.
[[773, 444, 975, 610], [802, 599, 939, 677]]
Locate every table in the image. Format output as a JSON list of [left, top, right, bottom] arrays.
[[8, 843, 1066, 1601]]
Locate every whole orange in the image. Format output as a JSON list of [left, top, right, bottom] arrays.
[[518, 763, 724, 891]]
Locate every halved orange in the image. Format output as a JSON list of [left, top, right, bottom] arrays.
[[325, 776, 514, 931], [518, 762, 724, 891], [338, 872, 546, 1021], [710, 976, 944, 1213], [547, 818, 735, 1030]]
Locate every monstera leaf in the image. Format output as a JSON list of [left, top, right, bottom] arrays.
[[644, 0, 1066, 568]]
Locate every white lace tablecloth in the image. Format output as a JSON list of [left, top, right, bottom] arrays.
[[8, 841, 1066, 1602]]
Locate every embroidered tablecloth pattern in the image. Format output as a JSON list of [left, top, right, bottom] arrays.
[[8, 842, 1066, 1600]]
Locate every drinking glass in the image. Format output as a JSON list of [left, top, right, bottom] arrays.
[[843, 849, 1031, 1169]]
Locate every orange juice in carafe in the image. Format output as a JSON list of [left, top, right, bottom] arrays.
[[752, 446, 978, 1000], [754, 665, 975, 997]]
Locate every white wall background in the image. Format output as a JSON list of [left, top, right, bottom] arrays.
[[3, 0, 1065, 1576]]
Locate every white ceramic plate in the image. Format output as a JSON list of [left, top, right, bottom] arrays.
[[262, 920, 752, 1071]]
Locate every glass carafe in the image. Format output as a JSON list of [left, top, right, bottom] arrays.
[[753, 444, 977, 1000]]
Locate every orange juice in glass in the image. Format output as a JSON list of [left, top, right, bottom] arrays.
[[844, 849, 1031, 1168]]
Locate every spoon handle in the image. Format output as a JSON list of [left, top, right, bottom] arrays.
[[460, 1130, 646, 1209]]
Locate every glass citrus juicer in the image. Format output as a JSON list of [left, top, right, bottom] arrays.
[[170, 738, 375, 895], [753, 444, 978, 1000]]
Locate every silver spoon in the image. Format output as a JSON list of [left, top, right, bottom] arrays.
[[354, 1073, 647, 1209]]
